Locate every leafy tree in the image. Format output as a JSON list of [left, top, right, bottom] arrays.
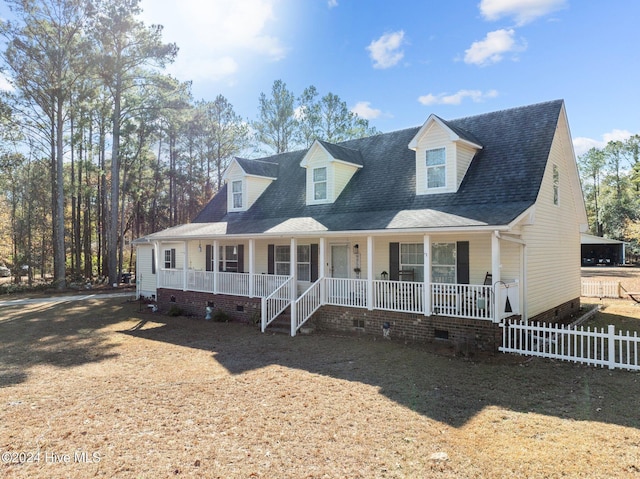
[[90, 0, 177, 282], [253, 79, 296, 154], [579, 147, 606, 236], [0, 0, 92, 288]]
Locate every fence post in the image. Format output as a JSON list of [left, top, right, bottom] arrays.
[[608, 324, 616, 370]]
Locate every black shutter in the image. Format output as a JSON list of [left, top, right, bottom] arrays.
[[389, 242, 399, 281], [237, 245, 244, 273], [151, 248, 156, 274], [170, 248, 176, 269], [311, 243, 319, 281], [268, 244, 274, 275], [205, 245, 212, 272], [457, 241, 470, 284]]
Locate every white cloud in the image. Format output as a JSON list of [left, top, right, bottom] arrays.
[[464, 29, 526, 66], [327, 0, 338, 8], [573, 129, 635, 157], [418, 89, 499, 106], [367, 31, 406, 69], [139, 0, 287, 82], [351, 101, 382, 120], [479, 0, 567, 25]]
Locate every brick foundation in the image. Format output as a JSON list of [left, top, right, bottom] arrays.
[[157, 289, 261, 324], [156, 289, 578, 353], [308, 306, 504, 353]]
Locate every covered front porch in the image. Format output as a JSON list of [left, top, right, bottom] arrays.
[[139, 231, 523, 336]]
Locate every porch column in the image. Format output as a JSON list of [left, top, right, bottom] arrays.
[[492, 232, 501, 321], [249, 239, 255, 298], [290, 237, 297, 336], [153, 241, 160, 294], [183, 241, 188, 291], [367, 236, 374, 310], [424, 235, 431, 316], [213, 240, 219, 294], [319, 237, 326, 304]]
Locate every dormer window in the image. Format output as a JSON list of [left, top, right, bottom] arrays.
[[232, 180, 243, 209], [313, 167, 327, 200], [426, 148, 446, 189]]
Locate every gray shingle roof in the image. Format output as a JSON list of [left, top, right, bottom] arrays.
[[189, 100, 563, 235], [235, 157, 279, 178], [316, 140, 364, 166]]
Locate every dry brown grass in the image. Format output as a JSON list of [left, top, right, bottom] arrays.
[[0, 279, 640, 478]]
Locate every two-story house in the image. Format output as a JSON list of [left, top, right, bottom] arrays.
[[134, 100, 588, 349]]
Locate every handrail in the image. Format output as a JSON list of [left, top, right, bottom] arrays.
[[261, 277, 293, 332], [293, 279, 322, 335]]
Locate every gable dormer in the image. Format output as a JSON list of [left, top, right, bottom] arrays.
[[300, 140, 363, 205], [222, 157, 278, 212], [409, 115, 482, 195]]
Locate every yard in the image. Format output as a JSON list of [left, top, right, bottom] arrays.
[[1, 279, 640, 478]]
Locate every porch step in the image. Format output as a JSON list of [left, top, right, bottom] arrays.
[[264, 314, 291, 335]]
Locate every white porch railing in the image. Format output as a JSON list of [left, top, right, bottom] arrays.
[[261, 277, 293, 332], [254, 274, 290, 297], [373, 280, 423, 313], [160, 268, 517, 322], [187, 270, 214, 292], [326, 278, 368, 309], [500, 320, 640, 371], [294, 281, 322, 334], [432, 283, 494, 320]]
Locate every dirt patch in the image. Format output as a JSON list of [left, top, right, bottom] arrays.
[[1, 295, 640, 478]]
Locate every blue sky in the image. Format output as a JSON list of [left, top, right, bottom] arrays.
[[2, 0, 639, 156], [137, 0, 640, 156]]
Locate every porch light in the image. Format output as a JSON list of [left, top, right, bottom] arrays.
[[198, 240, 202, 252], [353, 244, 359, 254], [381, 271, 388, 280]]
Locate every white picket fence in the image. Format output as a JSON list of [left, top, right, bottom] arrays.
[[500, 320, 640, 371], [581, 280, 620, 298]]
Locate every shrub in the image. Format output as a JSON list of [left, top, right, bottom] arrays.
[[212, 309, 231, 323], [167, 305, 184, 317]]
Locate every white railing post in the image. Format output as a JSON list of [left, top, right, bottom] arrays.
[[261, 297, 266, 332], [424, 234, 431, 316], [319, 238, 326, 304], [290, 238, 297, 337], [183, 241, 188, 291], [367, 236, 374, 310], [249, 239, 255, 298], [608, 324, 616, 370], [213, 240, 219, 294]]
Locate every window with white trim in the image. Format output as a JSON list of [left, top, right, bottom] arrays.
[[400, 243, 424, 281], [232, 180, 243, 209], [552, 164, 559, 205], [297, 245, 311, 281], [275, 245, 290, 276], [218, 245, 238, 272], [431, 243, 456, 283], [313, 167, 327, 200], [426, 147, 446, 189], [273, 245, 311, 279], [164, 248, 176, 269]]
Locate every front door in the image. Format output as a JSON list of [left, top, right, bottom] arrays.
[[330, 244, 350, 278]]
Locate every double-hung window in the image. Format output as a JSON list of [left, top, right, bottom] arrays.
[[273, 245, 311, 279], [297, 245, 311, 281], [431, 243, 456, 283], [400, 243, 424, 281], [275, 245, 290, 276], [313, 167, 327, 201], [426, 147, 446, 189], [164, 248, 176, 269], [232, 180, 243, 209], [218, 245, 238, 272]]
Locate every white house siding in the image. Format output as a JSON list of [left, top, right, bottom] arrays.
[[414, 122, 454, 194], [246, 176, 273, 208], [136, 244, 156, 298], [332, 162, 360, 202], [522, 112, 582, 319]]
